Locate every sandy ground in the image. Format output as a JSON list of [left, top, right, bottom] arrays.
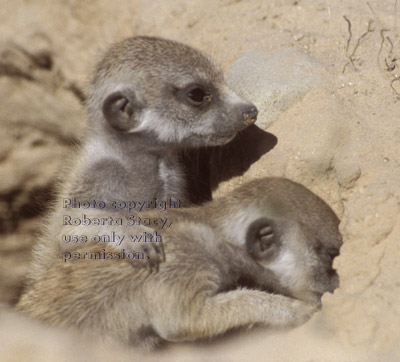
[[0, 0, 399, 361]]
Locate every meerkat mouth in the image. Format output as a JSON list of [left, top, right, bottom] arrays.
[[207, 132, 237, 145], [188, 132, 237, 146]]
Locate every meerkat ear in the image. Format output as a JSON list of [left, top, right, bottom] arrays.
[[102, 89, 138, 132], [246, 218, 280, 261]]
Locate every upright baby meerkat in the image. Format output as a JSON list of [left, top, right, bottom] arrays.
[[18, 178, 342, 348], [85, 35, 257, 203], [27, 36, 258, 283]]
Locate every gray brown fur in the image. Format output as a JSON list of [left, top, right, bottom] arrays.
[[27, 36, 258, 283], [84, 36, 257, 203], [200, 177, 342, 305], [18, 178, 341, 348]]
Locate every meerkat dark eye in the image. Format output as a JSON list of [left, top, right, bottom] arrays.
[[187, 87, 206, 102], [186, 86, 211, 106]]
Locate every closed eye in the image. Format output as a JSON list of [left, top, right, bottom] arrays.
[[314, 242, 340, 260], [326, 247, 340, 259]]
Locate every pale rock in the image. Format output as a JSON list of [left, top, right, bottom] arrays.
[[226, 49, 326, 129]]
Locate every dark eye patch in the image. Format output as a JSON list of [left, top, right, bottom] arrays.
[[187, 87, 207, 103], [173, 83, 212, 108], [185, 84, 212, 107]]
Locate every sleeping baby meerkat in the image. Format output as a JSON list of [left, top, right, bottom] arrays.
[[18, 177, 341, 348]]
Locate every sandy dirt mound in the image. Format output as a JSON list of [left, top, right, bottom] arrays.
[[1, 0, 399, 360]]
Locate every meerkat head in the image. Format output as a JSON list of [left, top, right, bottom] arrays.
[[246, 217, 342, 306], [86, 36, 258, 147]]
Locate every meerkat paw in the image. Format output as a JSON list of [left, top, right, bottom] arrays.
[[116, 240, 165, 273], [140, 242, 165, 273], [287, 299, 318, 326], [264, 295, 318, 328], [118, 225, 166, 272]]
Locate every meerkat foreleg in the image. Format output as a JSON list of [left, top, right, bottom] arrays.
[[142, 225, 318, 343], [151, 288, 316, 343]]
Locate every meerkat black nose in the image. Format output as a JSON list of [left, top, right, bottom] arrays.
[[242, 106, 258, 125]]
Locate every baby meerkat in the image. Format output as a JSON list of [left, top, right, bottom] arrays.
[[18, 177, 341, 348], [84, 35, 257, 204], [27, 36, 258, 283], [202, 177, 342, 305]]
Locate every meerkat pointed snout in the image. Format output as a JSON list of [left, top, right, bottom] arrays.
[[242, 106, 258, 125], [88, 36, 258, 147]]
